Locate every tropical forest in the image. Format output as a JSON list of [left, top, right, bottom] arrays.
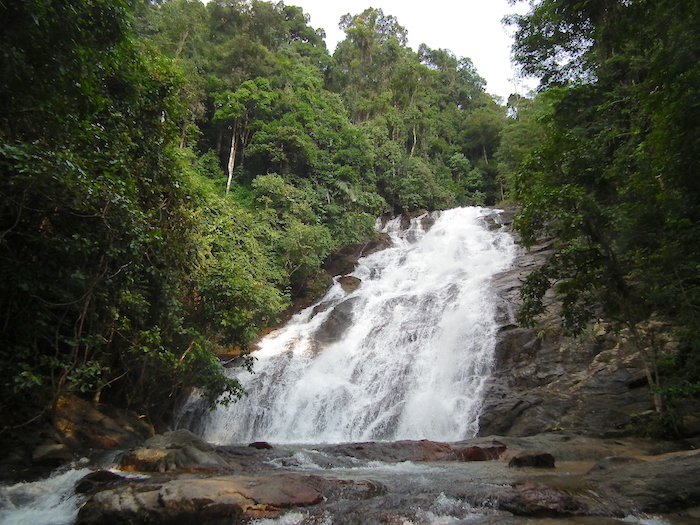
[[2, 0, 700, 500]]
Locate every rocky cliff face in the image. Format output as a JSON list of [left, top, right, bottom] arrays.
[[479, 211, 657, 438]]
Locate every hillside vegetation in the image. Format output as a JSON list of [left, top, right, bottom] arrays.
[[0, 0, 506, 431], [1, 0, 698, 438]]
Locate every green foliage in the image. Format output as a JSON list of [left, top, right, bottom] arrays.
[[0, 0, 247, 428], [0, 0, 514, 431], [510, 0, 700, 416], [251, 174, 334, 295]]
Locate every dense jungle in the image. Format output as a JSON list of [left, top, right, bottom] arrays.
[[1, 0, 699, 446]]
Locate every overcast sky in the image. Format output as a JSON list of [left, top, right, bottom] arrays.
[[289, 0, 535, 101]]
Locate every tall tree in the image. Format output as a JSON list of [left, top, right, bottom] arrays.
[[510, 0, 700, 424], [0, 0, 246, 430], [213, 77, 276, 194]]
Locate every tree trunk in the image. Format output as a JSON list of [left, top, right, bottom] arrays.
[[627, 320, 664, 413], [409, 125, 417, 158], [225, 123, 238, 195]]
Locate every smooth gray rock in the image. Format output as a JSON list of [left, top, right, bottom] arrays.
[[120, 428, 230, 473]]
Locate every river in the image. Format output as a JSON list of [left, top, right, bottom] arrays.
[[1, 207, 695, 525]]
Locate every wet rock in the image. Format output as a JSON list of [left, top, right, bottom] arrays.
[[587, 449, 700, 514], [446, 441, 507, 461], [120, 429, 230, 473], [77, 477, 249, 525], [338, 275, 361, 293], [508, 451, 556, 469], [76, 470, 130, 494], [31, 443, 75, 467], [54, 395, 155, 451], [479, 224, 660, 438], [249, 442, 273, 450], [314, 296, 360, 344], [323, 440, 453, 462], [323, 234, 392, 276], [587, 455, 646, 473], [487, 433, 685, 463], [324, 253, 359, 277], [77, 474, 385, 525], [497, 481, 584, 517]]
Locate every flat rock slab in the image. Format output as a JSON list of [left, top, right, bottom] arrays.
[[496, 481, 585, 517], [508, 451, 556, 468], [77, 473, 384, 524], [321, 439, 454, 462], [587, 449, 700, 514]]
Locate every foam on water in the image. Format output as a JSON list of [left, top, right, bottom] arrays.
[[200, 207, 516, 445]]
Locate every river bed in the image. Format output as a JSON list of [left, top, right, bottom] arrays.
[[2, 442, 700, 525]]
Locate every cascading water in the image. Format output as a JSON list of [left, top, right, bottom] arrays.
[[0, 467, 92, 525], [199, 207, 516, 445]]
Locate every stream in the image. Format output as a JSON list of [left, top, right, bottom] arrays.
[[1, 207, 697, 525]]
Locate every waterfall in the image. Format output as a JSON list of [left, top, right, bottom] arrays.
[[199, 207, 516, 445]]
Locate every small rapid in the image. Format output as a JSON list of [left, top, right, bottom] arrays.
[[0, 467, 91, 525], [198, 207, 517, 445]]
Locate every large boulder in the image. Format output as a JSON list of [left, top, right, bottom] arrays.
[[508, 451, 556, 469], [314, 296, 360, 344], [53, 394, 155, 450], [322, 440, 453, 462], [445, 440, 507, 461], [31, 443, 75, 467], [338, 275, 361, 293], [323, 233, 392, 277], [77, 474, 386, 524], [587, 449, 700, 514], [120, 429, 230, 473], [496, 481, 585, 518]]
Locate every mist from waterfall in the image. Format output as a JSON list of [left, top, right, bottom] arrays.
[[198, 207, 516, 445]]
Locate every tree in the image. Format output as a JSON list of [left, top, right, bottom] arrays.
[[0, 0, 246, 431], [138, 0, 209, 59], [509, 0, 700, 425], [494, 92, 551, 200], [331, 8, 409, 123], [213, 77, 276, 194]]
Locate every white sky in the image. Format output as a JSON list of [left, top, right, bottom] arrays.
[[291, 0, 535, 102]]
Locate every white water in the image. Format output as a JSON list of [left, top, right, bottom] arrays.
[[201, 207, 516, 445], [0, 467, 91, 525]]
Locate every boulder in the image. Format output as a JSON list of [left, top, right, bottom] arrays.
[[338, 275, 361, 293], [76, 470, 131, 494], [587, 449, 700, 514], [31, 443, 75, 467], [248, 442, 273, 450], [77, 474, 385, 524], [508, 451, 556, 469], [496, 481, 584, 518], [587, 455, 646, 473], [446, 441, 507, 461], [120, 429, 230, 473], [314, 296, 360, 344], [323, 233, 392, 276], [53, 395, 155, 451], [322, 440, 452, 462]]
